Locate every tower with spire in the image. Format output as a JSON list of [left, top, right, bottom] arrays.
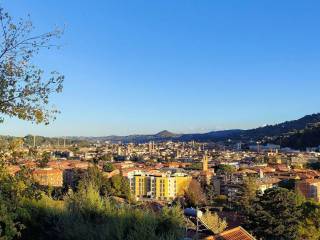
[[202, 154, 208, 172]]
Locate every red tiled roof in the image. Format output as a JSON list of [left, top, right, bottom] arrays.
[[210, 227, 255, 240]]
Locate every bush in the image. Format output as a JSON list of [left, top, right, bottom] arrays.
[[200, 210, 227, 234], [19, 182, 185, 240]]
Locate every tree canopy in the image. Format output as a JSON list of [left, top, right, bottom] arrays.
[[0, 8, 64, 124], [244, 187, 302, 240]]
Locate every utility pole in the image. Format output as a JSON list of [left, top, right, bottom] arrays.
[[33, 135, 36, 148]]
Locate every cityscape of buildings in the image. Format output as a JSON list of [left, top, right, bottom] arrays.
[[4, 137, 320, 239], [5, 139, 320, 205]]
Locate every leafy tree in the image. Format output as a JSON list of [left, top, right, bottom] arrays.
[[101, 175, 131, 200], [216, 164, 236, 175], [298, 201, 320, 240], [205, 183, 216, 205], [244, 187, 302, 240], [38, 152, 51, 168], [0, 8, 64, 124], [0, 139, 9, 157], [81, 166, 104, 189], [0, 198, 22, 240], [8, 138, 23, 152], [213, 195, 228, 207], [102, 162, 115, 172], [0, 6, 64, 240], [278, 179, 296, 191], [237, 177, 258, 210], [0, 164, 40, 240], [306, 161, 320, 171], [186, 162, 202, 170], [185, 179, 207, 207], [77, 166, 131, 200], [156, 205, 185, 238], [8, 138, 24, 162], [28, 147, 38, 158], [200, 210, 227, 234]]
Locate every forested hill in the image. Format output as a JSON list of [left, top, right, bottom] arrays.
[[273, 124, 320, 150], [243, 113, 320, 140]]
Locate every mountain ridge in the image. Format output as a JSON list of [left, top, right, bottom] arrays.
[[78, 113, 320, 148]]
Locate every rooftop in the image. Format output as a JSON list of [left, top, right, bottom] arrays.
[[209, 226, 255, 240]]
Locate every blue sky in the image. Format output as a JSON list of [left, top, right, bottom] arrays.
[[1, 0, 320, 136]]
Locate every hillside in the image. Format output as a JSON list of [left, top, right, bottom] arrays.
[[273, 124, 320, 150], [243, 113, 320, 141], [90, 113, 320, 148]]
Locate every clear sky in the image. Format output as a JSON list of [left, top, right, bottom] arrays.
[[1, 0, 320, 136]]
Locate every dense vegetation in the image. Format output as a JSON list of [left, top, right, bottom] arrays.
[[0, 164, 185, 240], [235, 179, 320, 240], [273, 125, 320, 150]]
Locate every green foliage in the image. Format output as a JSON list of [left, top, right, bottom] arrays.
[[0, 199, 22, 240], [0, 8, 64, 124], [0, 163, 184, 240], [278, 179, 296, 190], [237, 177, 258, 209], [8, 138, 25, 162], [200, 210, 227, 234], [298, 201, 320, 240], [102, 162, 115, 172], [205, 184, 216, 205], [0, 164, 40, 240], [19, 182, 185, 240], [216, 164, 236, 175], [244, 187, 302, 240], [81, 166, 104, 189], [306, 161, 320, 170], [275, 125, 320, 150], [213, 195, 228, 206], [75, 166, 131, 201], [38, 152, 51, 168], [185, 162, 202, 170], [101, 175, 131, 200]]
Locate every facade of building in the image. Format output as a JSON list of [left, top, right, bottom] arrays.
[[295, 179, 320, 202], [127, 170, 191, 201], [32, 168, 63, 187]]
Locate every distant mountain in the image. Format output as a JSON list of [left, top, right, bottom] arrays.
[[155, 130, 180, 138], [74, 113, 320, 149], [87, 130, 181, 143]]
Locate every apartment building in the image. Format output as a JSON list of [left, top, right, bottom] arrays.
[[127, 170, 191, 201], [32, 167, 63, 187]]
